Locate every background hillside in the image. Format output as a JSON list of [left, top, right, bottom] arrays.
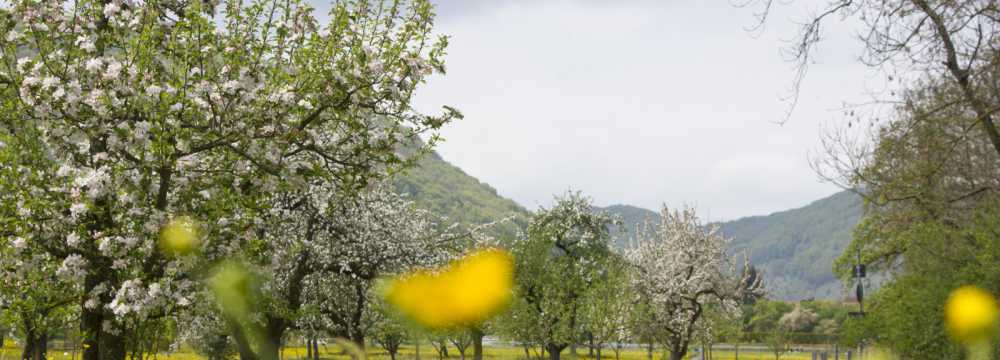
[[396, 147, 864, 300], [598, 191, 864, 300], [394, 150, 530, 239], [718, 190, 863, 300]]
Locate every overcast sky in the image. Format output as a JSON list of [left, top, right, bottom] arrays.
[[315, 0, 884, 221]]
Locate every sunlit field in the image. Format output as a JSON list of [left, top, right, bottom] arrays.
[[0, 340, 849, 360]]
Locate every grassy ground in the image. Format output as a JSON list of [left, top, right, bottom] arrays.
[[0, 340, 842, 360]]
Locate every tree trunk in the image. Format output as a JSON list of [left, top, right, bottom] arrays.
[[34, 333, 48, 360], [471, 327, 484, 360], [596, 346, 602, 360], [349, 283, 367, 350], [313, 338, 320, 360], [350, 333, 365, 350], [415, 338, 421, 360], [645, 343, 653, 360], [20, 331, 49, 360], [258, 240, 311, 360], [80, 297, 126, 360], [21, 330, 35, 360], [308, 339, 313, 360], [81, 279, 101, 360], [259, 319, 284, 360], [431, 340, 444, 360], [667, 344, 685, 360], [587, 334, 594, 357], [389, 341, 402, 360], [546, 344, 565, 360], [80, 260, 128, 360]]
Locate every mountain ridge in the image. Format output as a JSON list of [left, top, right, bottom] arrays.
[[397, 147, 863, 300]]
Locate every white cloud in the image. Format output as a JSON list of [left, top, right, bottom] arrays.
[[310, 0, 884, 220]]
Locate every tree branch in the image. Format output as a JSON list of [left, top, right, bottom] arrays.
[[911, 0, 1000, 158]]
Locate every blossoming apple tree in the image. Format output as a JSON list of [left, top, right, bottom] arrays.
[[230, 184, 458, 359], [0, 1, 458, 359], [0, 136, 80, 360], [626, 207, 763, 360], [504, 192, 619, 360], [295, 188, 505, 348]]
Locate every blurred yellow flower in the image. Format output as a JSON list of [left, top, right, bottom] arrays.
[[208, 261, 253, 321], [945, 286, 999, 345], [159, 216, 199, 257], [384, 249, 514, 329]]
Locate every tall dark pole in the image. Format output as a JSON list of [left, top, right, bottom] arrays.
[[856, 248, 864, 312], [851, 248, 866, 359]]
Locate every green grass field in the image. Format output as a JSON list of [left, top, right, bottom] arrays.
[[0, 339, 855, 360]]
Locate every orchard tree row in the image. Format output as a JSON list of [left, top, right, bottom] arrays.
[[491, 193, 764, 360], [0, 2, 768, 360]]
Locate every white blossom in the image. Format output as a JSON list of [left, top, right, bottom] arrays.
[[84, 298, 100, 310], [6, 30, 21, 42], [222, 80, 240, 93], [15, 58, 30, 71], [69, 203, 88, 219], [56, 254, 87, 279], [104, 59, 122, 80], [41, 76, 59, 89], [56, 164, 75, 177], [112, 259, 127, 270], [11, 237, 26, 252], [77, 36, 96, 52], [146, 85, 162, 97], [66, 233, 81, 247], [103, 2, 121, 18], [85, 58, 103, 73]]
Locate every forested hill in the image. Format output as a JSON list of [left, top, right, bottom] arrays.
[[395, 145, 864, 300], [719, 190, 863, 300], [598, 190, 864, 300], [393, 150, 530, 238]]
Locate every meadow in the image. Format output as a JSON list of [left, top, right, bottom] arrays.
[[0, 340, 854, 360]]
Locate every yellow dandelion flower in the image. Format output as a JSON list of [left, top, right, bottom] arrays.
[[384, 249, 514, 329], [945, 286, 999, 345], [158, 216, 199, 257]]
